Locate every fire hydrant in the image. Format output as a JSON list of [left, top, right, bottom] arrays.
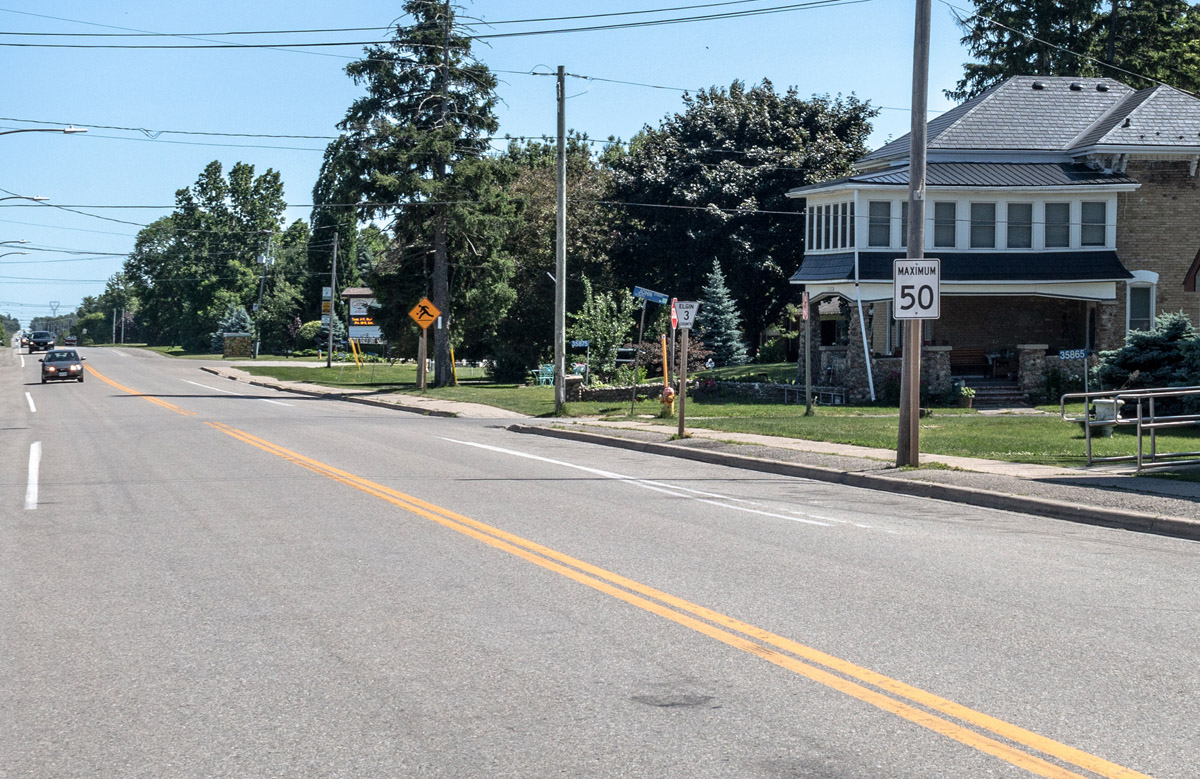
[[659, 385, 676, 418]]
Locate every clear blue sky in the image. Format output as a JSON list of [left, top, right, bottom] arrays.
[[1, 0, 973, 328]]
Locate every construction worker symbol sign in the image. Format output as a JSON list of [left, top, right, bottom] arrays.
[[409, 298, 441, 330]]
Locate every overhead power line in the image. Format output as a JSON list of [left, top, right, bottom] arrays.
[[0, 0, 871, 49]]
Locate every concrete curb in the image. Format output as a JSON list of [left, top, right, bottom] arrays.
[[199, 366, 456, 417], [509, 423, 1200, 543]]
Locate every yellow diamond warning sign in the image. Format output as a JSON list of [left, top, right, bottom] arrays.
[[409, 297, 441, 330]]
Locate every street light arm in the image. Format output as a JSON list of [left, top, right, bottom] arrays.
[[0, 197, 48, 203], [0, 251, 29, 259], [0, 127, 86, 137]]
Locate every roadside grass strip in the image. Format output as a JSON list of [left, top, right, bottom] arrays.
[[206, 418, 1151, 779]]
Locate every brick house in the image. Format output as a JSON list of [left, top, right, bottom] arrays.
[[787, 76, 1200, 402]]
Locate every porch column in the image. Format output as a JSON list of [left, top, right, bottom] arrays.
[[843, 305, 871, 403], [1017, 344, 1048, 397], [1094, 302, 1121, 352], [922, 345, 952, 398]]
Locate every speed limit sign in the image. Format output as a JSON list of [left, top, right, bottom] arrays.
[[893, 259, 940, 319]]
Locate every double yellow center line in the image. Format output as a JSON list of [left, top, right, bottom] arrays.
[[88, 364, 1152, 778], [205, 419, 1151, 779]]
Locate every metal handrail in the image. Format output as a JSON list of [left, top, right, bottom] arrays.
[[1062, 385, 1200, 468]]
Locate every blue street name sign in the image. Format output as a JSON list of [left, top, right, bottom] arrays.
[[570, 339, 590, 348], [632, 286, 668, 305], [1059, 349, 1087, 360]]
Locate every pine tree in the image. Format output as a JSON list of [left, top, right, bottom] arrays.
[[210, 304, 255, 352], [698, 260, 749, 367]]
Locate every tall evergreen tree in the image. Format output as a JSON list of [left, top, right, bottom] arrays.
[[949, 0, 1200, 100], [332, 0, 508, 386], [698, 260, 748, 367]]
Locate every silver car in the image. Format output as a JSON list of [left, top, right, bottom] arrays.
[[40, 349, 85, 383]]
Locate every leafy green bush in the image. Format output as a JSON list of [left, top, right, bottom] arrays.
[[756, 337, 788, 363]]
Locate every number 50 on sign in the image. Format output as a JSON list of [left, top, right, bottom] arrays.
[[893, 259, 941, 320]]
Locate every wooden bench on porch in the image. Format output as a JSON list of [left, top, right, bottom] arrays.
[[949, 348, 989, 376]]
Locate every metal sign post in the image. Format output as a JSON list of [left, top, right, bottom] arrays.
[[674, 301, 699, 437], [802, 291, 813, 416], [669, 297, 678, 386], [1059, 348, 1089, 396], [628, 286, 668, 416]]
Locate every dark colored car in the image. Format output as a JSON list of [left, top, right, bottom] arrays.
[[28, 330, 55, 353], [40, 349, 85, 383], [19, 333, 30, 348]]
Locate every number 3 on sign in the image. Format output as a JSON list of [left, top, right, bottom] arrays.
[[893, 259, 941, 320]]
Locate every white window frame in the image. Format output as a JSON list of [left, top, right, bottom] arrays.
[[932, 201, 957, 249], [1080, 201, 1107, 247], [1126, 270, 1159, 334], [1043, 201, 1071, 248], [1004, 202, 1033, 249], [969, 201, 997, 249], [867, 200, 891, 247]]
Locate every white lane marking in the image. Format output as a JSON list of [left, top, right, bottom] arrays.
[[111, 349, 128, 357], [26, 442, 41, 510], [443, 438, 839, 528], [182, 379, 292, 406], [25, 392, 36, 413], [19, 354, 25, 368]]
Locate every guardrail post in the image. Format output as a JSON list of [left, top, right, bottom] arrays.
[[1149, 396, 1157, 462]]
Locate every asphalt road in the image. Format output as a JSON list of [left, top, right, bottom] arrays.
[[3, 344, 1197, 778]]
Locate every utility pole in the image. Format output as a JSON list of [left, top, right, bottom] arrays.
[[254, 233, 273, 359], [898, 0, 931, 468], [112, 308, 117, 344], [554, 65, 567, 413], [326, 233, 338, 369], [120, 308, 126, 344], [430, 0, 453, 387]]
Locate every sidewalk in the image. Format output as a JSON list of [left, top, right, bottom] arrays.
[[202, 364, 1200, 542]]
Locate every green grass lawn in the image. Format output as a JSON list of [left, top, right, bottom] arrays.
[[239, 362, 1200, 466]]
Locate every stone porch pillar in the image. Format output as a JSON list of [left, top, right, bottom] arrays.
[[922, 346, 952, 399], [1017, 344, 1048, 397]]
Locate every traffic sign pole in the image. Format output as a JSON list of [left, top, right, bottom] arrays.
[[678, 327, 688, 437], [803, 292, 813, 417]]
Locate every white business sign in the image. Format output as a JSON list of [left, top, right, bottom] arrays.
[[893, 259, 940, 320], [349, 297, 375, 317], [675, 301, 699, 330]]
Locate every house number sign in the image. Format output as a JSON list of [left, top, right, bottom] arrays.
[[893, 259, 941, 320]]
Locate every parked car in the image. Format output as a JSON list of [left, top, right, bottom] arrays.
[[39, 349, 85, 383], [63, 335, 77, 346], [27, 331, 55, 353]]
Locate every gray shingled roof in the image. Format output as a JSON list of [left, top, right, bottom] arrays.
[[789, 250, 1132, 284], [861, 76, 1135, 164], [1075, 85, 1200, 148], [787, 162, 1137, 196]]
